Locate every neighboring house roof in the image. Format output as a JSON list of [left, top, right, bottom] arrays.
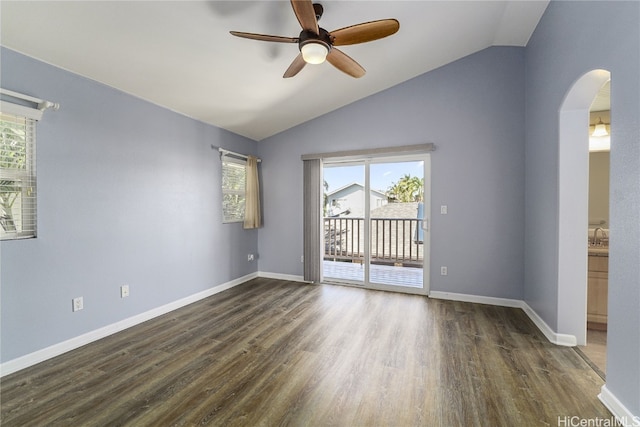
[[327, 182, 387, 199], [370, 202, 420, 219]]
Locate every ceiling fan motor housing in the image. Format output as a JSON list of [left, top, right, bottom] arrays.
[[299, 28, 332, 53], [313, 3, 324, 21]]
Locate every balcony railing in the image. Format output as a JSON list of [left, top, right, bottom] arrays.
[[324, 217, 424, 267]]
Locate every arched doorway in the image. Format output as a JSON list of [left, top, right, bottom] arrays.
[[557, 69, 611, 346]]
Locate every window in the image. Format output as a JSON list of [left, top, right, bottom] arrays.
[[221, 156, 246, 223], [1, 112, 36, 240]]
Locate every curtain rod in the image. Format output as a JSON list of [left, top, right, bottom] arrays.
[[0, 88, 60, 111], [211, 145, 261, 162]]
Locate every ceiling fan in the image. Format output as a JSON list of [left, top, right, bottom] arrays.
[[230, 0, 399, 78]]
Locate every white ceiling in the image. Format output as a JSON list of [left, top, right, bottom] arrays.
[[1, 1, 549, 141], [590, 81, 610, 112]]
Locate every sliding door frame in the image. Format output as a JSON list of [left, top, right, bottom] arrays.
[[321, 154, 431, 296]]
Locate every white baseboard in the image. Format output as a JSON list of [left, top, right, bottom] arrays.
[[519, 302, 577, 346], [428, 290, 523, 308], [429, 290, 577, 347], [0, 272, 257, 377], [258, 271, 306, 283], [599, 385, 640, 426]]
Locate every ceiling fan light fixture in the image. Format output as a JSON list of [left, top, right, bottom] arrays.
[[230, 1, 399, 78], [301, 42, 329, 64]]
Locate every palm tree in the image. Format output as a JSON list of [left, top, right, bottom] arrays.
[[386, 174, 423, 202], [323, 180, 330, 216]]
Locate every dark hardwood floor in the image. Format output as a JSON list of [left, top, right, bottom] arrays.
[[1, 277, 610, 426], [577, 329, 607, 379]]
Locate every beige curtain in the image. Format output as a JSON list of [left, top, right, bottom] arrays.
[[243, 156, 261, 229]]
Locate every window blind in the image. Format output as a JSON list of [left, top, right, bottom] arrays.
[[303, 158, 322, 283], [221, 156, 246, 223], [1, 112, 37, 240]]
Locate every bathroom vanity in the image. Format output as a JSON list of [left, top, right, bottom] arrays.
[[587, 247, 608, 328]]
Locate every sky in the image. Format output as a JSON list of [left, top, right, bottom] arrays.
[[323, 160, 424, 194]]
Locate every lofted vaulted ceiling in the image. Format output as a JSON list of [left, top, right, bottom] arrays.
[[1, 1, 549, 141]]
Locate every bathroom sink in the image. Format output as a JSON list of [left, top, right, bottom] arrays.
[[588, 247, 609, 256]]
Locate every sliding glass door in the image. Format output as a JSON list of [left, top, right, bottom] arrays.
[[322, 155, 430, 294], [323, 163, 366, 283], [369, 161, 425, 288]]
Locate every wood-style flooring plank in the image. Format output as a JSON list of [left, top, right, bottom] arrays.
[[1, 278, 610, 426]]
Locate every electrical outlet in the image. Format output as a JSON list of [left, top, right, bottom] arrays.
[[72, 297, 84, 312], [247, 253, 254, 261], [121, 285, 130, 298], [301, 255, 304, 263], [440, 205, 448, 215], [440, 266, 448, 276]]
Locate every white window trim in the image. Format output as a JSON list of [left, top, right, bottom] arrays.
[[0, 89, 57, 240]]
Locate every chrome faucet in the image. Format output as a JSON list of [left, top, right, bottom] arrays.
[[592, 227, 603, 245]]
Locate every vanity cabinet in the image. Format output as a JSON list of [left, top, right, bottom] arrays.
[[587, 255, 608, 326]]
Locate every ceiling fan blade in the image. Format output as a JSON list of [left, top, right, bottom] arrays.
[[330, 19, 400, 46], [283, 53, 307, 78], [326, 48, 366, 78], [230, 31, 298, 43], [290, 0, 319, 34]]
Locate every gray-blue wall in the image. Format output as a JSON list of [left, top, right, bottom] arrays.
[[0, 48, 259, 362], [524, 1, 640, 415], [2, 1, 638, 416], [258, 46, 526, 300]]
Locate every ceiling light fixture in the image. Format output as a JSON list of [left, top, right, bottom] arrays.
[[592, 117, 609, 137], [301, 42, 329, 64], [589, 136, 610, 152]]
